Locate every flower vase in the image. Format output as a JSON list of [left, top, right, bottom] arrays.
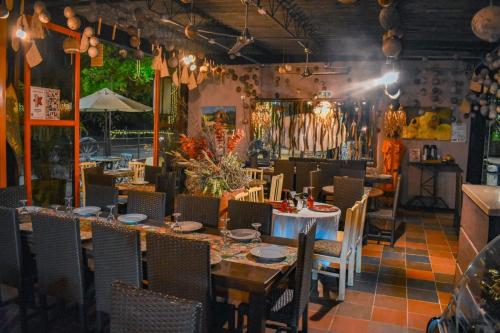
[[218, 188, 245, 228]]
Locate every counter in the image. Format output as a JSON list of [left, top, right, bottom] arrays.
[[456, 184, 500, 283]]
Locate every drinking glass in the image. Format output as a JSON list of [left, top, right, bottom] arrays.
[[95, 211, 102, 222], [19, 199, 28, 214], [106, 205, 116, 223], [50, 204, 61, 214], [251, 223, 262, 243], [64, 197, 73, 213], [220, 216, 230, 248], [171, 212, 181, 232]]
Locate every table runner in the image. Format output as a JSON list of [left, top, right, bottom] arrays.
[[18, 209, 296, 271]]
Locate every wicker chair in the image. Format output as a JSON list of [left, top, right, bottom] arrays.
[[273, 160, 295, 191], [238, 219, 317, 333], [92, 221, 142, 331], [144, 165, 163, 185], [146, 233, 235, 332], [110, 281, 202, 333], [295, 161, 317, 193], [80, 162, 97, 206], [339, 167, 366, 180], [310, 170, 330, 201], [85, 184, 118, 211], [331, 176, 364, 224], [128, 161, 145, 181], [0, 186, 26, 208], [174, 194, 220, 228], [0, 207, 28, 332], [31, 214, 86, 332], [86, 173, 115, 187], [127, 191, 166, 222], [227, 200, 273, 235], [155, 172, 176, 217], [367, 175, 402, 246]]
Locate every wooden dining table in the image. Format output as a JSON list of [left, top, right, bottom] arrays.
[[18, 210, 297, 333]]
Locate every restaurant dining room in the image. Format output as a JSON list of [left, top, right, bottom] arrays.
[[1, 0, 500, 332]]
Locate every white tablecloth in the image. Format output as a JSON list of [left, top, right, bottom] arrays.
[[272, 204, 341, 241]]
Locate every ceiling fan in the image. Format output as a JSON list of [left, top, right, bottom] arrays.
[[284, 49, 351, 78]]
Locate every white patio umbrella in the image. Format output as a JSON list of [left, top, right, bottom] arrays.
[[80, 88, 152, 156]]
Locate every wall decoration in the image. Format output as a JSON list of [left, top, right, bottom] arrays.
[[409, 148, 421, 162], [201, 106, 236, 131], [30, 86, 61, 120], [451, 122, 467, 143], [401, 107, 452, 140]]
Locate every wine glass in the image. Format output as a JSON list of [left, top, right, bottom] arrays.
[[64, 197, 73, 213], [50, 204, 61, 214], [171, 212, 181, 232], [95, 211, 102, 223], [220, 216, 230, 248], [251, 223, 262, 243], [19, 199, 28, 214], [106, 205, 116, 223]]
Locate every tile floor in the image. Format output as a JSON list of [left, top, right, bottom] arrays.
[[306, 210, 458, 333]]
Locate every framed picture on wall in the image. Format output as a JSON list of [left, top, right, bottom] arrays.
[[409, 148, 421, 162], [201, 106, 236, 131]]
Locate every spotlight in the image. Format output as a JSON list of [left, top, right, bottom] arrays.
[[208, 38, 215, 44], [187, 54, 195, 63], [16, 26, 27, 40], [377, 71, 399, 85], [0, 2, 9, 19], [189, 63, 197, 71], [257, 6, 267, 15]]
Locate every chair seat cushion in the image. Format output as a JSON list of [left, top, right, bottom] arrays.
[[314, 240, 342, 257], [367, 209, 394, 220]]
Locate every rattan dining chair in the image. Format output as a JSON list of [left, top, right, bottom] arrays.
[[0, 186, 26, 208], [110, 281, 202, 333], [0, 207, 29, 332], [144, 165, 163, 185], [174, 194, 220, 228], [80, 161, 97, 206], [155, 172, 176, 217], [312, 201, 362, 300], [331, 176, 364, 224], [32, 214, 87, 332], [146, 232, 235, 332], [85, 184, 118, 211], [128, 161, 145, 181], [227, 200, 273, 235], [86, 173, 115, 187], [127, 190, 166, 222], [273, 160, 295, 191], [268, 173, 284, 202], [295, 161, 318, 193], [92, 221, 143, 331], [367, 174, 402, 246], [237, 219, 317, 333]]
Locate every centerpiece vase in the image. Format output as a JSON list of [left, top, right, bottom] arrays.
[[218, 188, 245, 228]]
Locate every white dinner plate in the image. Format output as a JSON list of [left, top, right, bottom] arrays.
[[118, 213, 147, 225], [250, 245, 287, 262], [73, 206, 101, 216], [17, 206, 42, 214], [229, 229, 259, 241], [130, 180, 149, 185], [173, 221, 203, 233], [118, 168, 131, 171], [211, 252, 222, 266]]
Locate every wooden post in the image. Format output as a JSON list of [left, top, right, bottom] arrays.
[[0, 19, 7, 188], [153, 71, 160, 166]]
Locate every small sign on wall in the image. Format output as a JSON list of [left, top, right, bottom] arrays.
[[30, 86, 61, 120], [451, 122, 467, 143]]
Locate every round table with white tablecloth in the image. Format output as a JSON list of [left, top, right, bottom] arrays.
[[272, 203, 341, 241]]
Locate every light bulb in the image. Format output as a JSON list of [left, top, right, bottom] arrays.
[[187, 54, 195, 63], [377, 71, 399, 85], [182, 56, 191, 64], [16, 27, 27, 40], [0, 3, 9, 19], [189, 64, 197, 71]]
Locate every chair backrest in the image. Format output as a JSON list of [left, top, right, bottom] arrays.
[[392, 174, 402, 218], [110, 281, 202, 333], [32, 214, 84, 304], [84, 165, 104, 176], [341, 202, 361, 258], [273, 160, 295, 191], [120, 153, 133, 169], [85, 184, 118, 210], [127, 191, 166, 222], [174, 194, 220, 228], [227, 200, 273, 235], [310, 170, 330, 201], [144, 165, 163, 185], [269, 174, 284, 202], [354, 194, 369, 246], [80, 161, 97, 172], [0, 186, 26, 208], [247, 186, 264, 203], [80, 162, 98, 206], [86, 173, 115, 187], [128, 161, 145, 181], [146, 233, 211, 332], [243, 168, 263, 181], [92, 221, 142, 315], [291, 218, 317, 323], [234, 191, 249, 201], [339, 167, 365, 180], [0, 207, 23, 293], [332, 176, 364, 223], [318, 161, 341, 179], [155, 172, 176, 216], [295, 161, 317, 192]]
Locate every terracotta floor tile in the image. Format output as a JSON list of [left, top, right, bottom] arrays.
[[408, 300, 442, 316], [431, 263, 456, 275], [428, 250, 454, 259], [376, 283, 406, 298], [407, 329, 425, 333], [308, 312, 334, 331], [434, 273, 454, 284], [429, 256, 455, 266], [344, 290, 374, 306], [363, 249, 382, 258], [330, 316, 369, 333], [374, 294, 407, 312], [427, 244, 450, 252], [438, 291, 452, 305], [406, 268, 434, 281], [335, 302, 372, 320], [381, 258, 406, 268], [364, 243, 385, 251], [408, 312, 432, 330], [372, 307, 407, 326], [367, 321, 407, 333], [406, 242, 428, 251]]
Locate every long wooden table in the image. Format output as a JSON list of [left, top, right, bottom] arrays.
[[19, 212, 297, 333]]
